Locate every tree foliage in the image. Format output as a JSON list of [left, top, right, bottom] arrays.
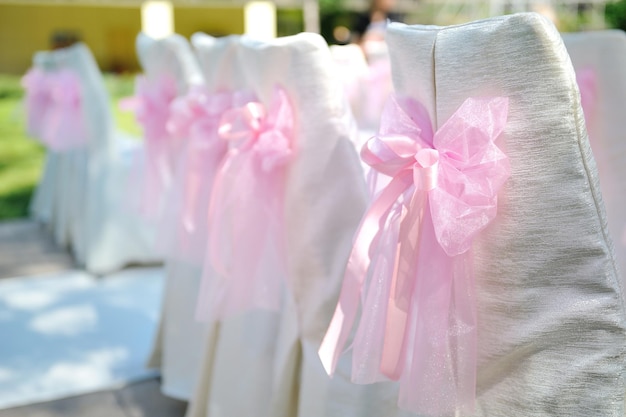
[[606, 0, 626, 31]]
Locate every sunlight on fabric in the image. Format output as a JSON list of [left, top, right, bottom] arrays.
[[141, 0, 174, 39], [244, 1, 277, 40], [36, 348, 130, 390]]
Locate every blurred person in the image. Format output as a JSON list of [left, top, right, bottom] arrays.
[[353, 0, 402, 45]]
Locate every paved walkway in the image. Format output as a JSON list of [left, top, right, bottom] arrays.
[[0, 219, 187, 417]]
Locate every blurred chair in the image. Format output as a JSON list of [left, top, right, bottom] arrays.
[[25, 42, 160, 273], [330, 43, 392, 138], [123, 33, 204, 227], [317, 13, 626, 417], [140, 31, 229, 401], [186, 32, 368, 417], [563, 30, 626, 295]]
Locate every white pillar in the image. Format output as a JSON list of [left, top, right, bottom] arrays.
[[141, 0, 174, 39], [303, 0, 320, 33], [244, 1, 277, 40]]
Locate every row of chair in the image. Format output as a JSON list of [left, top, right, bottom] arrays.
[[24, 12, 626, 417]]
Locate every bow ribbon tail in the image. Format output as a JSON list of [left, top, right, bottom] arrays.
[[230, 160, 287, 314], [196, 148, 239, 320], [179, 130, 224, 236], [379, 188, 427, 380], [397, 200, 477, 415], [318, 172, 413, 376], [199, 145, 289, 320]]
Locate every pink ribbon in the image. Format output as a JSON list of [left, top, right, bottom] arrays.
[[576, 67, 596, 127], [22, 68, 52, 138], [120, 75, 178, 219], [40, 69, 87, 151], [196, 87, 295, 320], [319, 95, 510, 416], [160, 86, 232, 262]]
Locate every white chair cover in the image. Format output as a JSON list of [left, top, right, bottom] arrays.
[[136, 32, 214, 401], [562, 30, 626, 291], [186, 33, 368, 417], [312, 13, 626, 416]]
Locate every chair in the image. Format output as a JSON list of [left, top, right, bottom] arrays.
[[30, 42, 159, 273], [186, 33, 368, 417], [317, 13, 626, 417]]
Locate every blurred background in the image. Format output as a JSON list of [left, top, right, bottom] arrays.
[[0, 0, 624, 220]]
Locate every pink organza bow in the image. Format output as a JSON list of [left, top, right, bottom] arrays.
[[161, 86, 232, 262], [196, 87, 295, 320], [41, 69, 88, 151], [120, 75, 178, 219], [22, 67, 52, 138], [319, 95, 510, 416], [576, 67, 596, 127]]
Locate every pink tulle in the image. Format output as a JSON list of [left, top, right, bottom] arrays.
[[22, 68, 52, 139], [23, 68, 87, 151], [195, 86, 295, 321], [158, 87, 232, 263], [319, 94, 510, 416], [120, 75, 178, 220]]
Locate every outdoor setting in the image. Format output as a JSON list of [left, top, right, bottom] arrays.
[[1, 0, 626, 416]]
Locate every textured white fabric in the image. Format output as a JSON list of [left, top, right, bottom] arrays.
[[313, 14, 626, 417], [562, 30, 626, 295], [37, 43, 159, 274], [185, 33, 368, 417], [134, 32, 211, 401], [136, 32, 204, 94]]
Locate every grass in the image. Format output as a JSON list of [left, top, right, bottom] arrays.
[[0, 72, 141, 220]]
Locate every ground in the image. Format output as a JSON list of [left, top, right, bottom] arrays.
[[0, 219, 187, 417]]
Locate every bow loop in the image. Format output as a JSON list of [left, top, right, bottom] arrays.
[[218, 88, 295, 170], [120, 75, 177, 143], [218, 102, 265, 144], [22, 68, 53, 138], [431, 97, 509, 256], [167, 87, 231, 145], [22, 68, 50, 96], [50, 70, 82, 106]]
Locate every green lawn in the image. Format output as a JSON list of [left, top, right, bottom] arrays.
[[0, 72, 140, 220]]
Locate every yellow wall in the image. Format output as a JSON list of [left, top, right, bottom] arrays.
[[0, 4, 246, 74], [174, 7, 245, 39], [0, 4, 142, 74]]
